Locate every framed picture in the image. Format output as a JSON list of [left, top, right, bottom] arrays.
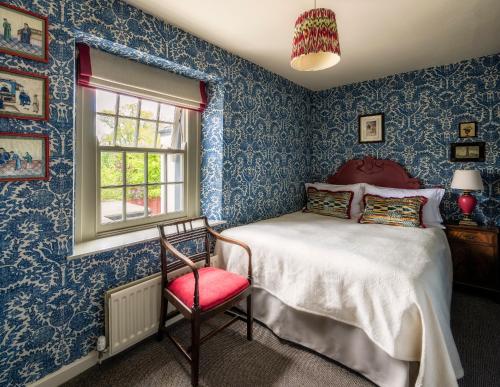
[[0, 2, 48, 63], [0, 67, 49, 121], [0, 132, 49, 181], [459, 121, 477, 138], [450, 142, 485, 162], [359, 113, 384, 143]]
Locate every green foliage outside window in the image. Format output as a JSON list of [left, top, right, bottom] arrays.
[[100, 152, 163, 201], [99, 103, 163, 202]]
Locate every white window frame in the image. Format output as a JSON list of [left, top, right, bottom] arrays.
[[75, 86, 200, 243]]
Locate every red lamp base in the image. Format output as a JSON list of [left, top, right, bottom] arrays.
[[457, 191, 478, 226]]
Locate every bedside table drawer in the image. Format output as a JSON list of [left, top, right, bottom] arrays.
[[446, 224, 499, 294], [447, 230, 495, 245], [451, 243, 498, 289]]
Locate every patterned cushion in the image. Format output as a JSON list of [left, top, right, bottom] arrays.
[[304, 187, 353, 219], [359, 194, 427, 228]]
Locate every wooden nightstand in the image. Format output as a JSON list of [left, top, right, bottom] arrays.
[[445, 224, 499, 296]]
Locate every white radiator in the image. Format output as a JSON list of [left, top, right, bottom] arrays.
[[105, 273, 162, 356], [103, 258, 214, 357]]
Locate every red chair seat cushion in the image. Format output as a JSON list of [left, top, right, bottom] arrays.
[[167, 267, 250, 311]]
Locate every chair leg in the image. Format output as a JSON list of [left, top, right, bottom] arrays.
[[246, 294, 253, 341], [191, 314, 201, 387], [157, 296, 168, 341]]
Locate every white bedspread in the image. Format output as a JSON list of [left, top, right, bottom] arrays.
[[216, 211, 463, 387]]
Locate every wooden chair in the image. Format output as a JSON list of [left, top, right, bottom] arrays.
[[157, 216, 253, 387]]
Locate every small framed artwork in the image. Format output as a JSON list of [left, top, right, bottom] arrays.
[[450, 142, 485, 162], [359, 113, 384, 143], [0, 132, 49, 181], [0, 2, 48, 63], [459, 121, 477, 138], [0, 67, 49, 121]]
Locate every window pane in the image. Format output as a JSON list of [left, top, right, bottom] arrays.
[[100, 152, 123, 186], [167, 154, 183, 182], [147, 185, 165, 216], [126, 186, 145, 219], [167, 184, 183, 213], [101, 188, 123, 224], [96, 90, 117, 114], [116, 118, 137, 147], [171, 125, 185, 150], [96, 114, 115, 146], [157, 123, 173, 148], [137, 120, 156, 148], [119, 95, 139, 117], [159, 104, 175, 122], [140, 100, 158, 120], [126, 152, 145, 185], [148, 153, 164, 183]]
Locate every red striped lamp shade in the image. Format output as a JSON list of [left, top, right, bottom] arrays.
[[291, 8, 341, 71]]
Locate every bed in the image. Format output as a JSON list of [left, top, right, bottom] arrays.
[[215, 157, 463, 387]]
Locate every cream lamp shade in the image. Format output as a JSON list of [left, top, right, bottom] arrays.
[[450, 170, 484, 191]]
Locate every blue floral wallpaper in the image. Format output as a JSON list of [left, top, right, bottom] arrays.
[[0, 0, 310, 385], [0, 0, 498, 385], [311, 54, 500, 226]]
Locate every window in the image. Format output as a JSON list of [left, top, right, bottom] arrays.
[[76, 88, 200, 242]]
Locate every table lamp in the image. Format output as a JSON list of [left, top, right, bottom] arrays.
[[450, 170, 484, 226]]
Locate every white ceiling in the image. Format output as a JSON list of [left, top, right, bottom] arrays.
[[124, 0, 500, 91]]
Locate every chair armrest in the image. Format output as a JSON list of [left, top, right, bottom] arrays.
[[207, 227, 252, 278], [160, 237, 201, 309]]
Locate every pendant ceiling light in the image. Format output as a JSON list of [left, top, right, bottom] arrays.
[[291, 1, 341, 71]]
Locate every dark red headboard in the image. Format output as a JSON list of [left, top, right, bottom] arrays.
[[326, 156, 420, 189]]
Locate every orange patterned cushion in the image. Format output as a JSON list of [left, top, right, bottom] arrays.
[[304, 187, 353, 219], [359, 194, 427, 228]]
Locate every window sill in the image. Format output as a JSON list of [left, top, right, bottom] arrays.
[[68, 219, 227, 261]]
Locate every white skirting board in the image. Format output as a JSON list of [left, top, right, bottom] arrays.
[[28, 312, 184, 387], [29, 258, 216, 386], [28, 351, 99, 387]]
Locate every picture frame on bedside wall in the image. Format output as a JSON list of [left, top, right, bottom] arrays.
[[359, 113, 384, 143], [450, 142, 485, 162], [0, 2, 49, 63], [459, 121, 477, 138], [0, 67, 49, 121], [0, 132, 49, 181]]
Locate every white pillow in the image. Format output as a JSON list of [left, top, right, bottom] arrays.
[[306, 183, 365, 219], [363, 184, 445, 228]]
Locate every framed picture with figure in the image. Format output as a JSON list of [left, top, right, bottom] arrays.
[[359, 113, 384, 143], [459, 121, 477, 138], [0, 67, 49, 121], [0, 132, 49, 181], [0, 2, 48, 62]]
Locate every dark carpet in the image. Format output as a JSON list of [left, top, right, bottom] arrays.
[[64, 291, 500, 386]]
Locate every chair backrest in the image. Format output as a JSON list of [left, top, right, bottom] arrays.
[[157, 216, 211, 278]]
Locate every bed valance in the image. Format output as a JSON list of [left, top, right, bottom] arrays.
[[76, 43, 207, 112]]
